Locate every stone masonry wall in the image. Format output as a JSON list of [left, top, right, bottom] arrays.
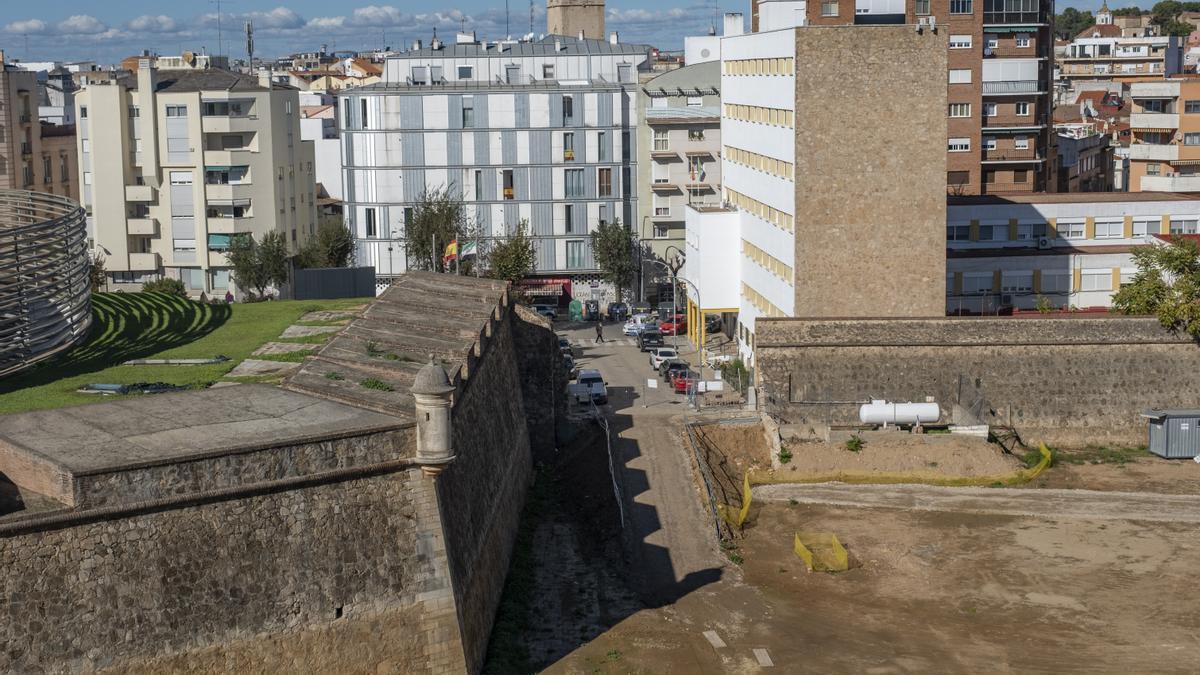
[[512, 303, 567, 463], [756, 316, 1200, 447], [0, 467, 467, 673], [437, 298, 537, 673]]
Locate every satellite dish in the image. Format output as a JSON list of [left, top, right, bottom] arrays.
[[183, 51, 196, 64]]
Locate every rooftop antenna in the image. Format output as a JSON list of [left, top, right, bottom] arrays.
[[209, 0, 233, 58], [245, 20, 254, 68], [530, 0, 535, 34], [506, 0, 511, 37]]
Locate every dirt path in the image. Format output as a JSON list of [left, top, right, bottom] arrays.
[[754, 482, 1200, 523]]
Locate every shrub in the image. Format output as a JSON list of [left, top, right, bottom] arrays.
[[141, 277, 188, 298], [845, 434, 864, 453], [778, 447, 793, 464], [359, 378, 394, 392]]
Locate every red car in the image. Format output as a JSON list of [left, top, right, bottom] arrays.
[[660, 314, 687, 336], [671, 369, 697, 394]]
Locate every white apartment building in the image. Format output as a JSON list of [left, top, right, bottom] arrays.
[[338, 33, 650, 291], [77, 60, 316, 295]]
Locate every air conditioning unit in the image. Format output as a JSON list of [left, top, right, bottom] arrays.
[[1036, 236, 1052, 250]]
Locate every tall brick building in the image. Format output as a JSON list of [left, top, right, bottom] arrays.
[[751, 0, 1055, 196]]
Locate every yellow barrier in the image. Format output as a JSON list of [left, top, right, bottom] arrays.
[[793, 532, 849, 572], [723, 444, 1053, 530]]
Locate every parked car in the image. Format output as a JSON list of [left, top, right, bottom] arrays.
[[557, 336, 572, 355], [563, 353, 576, 377], [576, 369, 608, 405], [533, 304, 557, 320], [623, 314, 655, 336], [705, 314, 724, 334], [659, 359, 690, 381], [630, 302, 652, 317], [649, 347, 679, 369], [660, 314, 687, 336], [637, 329, 664, 352], [607, 302, 629, 322], [670, 369, 698, 394]]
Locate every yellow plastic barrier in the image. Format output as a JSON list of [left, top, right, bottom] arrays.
[[793, 532, 849, 572], [724, 444, 1053, 530]]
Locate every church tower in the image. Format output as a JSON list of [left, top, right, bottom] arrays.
[[1097, 1, 1113, 25], [547, 0, 606, 39]]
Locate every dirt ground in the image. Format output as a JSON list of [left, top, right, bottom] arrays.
[[689, 419, 772, 511], [783, 432, 1024, 478], [1028, 446, 1199, 494]]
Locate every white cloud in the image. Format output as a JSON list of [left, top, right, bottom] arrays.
[[608, 7, 689, 22], [127, 15, 179, 33], [57, 15, 108, 35], [4, 19, 48, 34], [246, 7, 306, 30], [347, 5, 410, 27], [307, 16, 346, 29]]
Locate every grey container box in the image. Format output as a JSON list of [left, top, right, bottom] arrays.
[[1141, 410, 1200, 459]]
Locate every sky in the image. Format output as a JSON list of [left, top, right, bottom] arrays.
[[0, 1, 733, 65]]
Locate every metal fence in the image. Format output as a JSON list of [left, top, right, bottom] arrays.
[[292, 266, 377, 300], [0, 190, 91, 378]]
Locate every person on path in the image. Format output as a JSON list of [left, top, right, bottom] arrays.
[[594, 320, 605, 344]]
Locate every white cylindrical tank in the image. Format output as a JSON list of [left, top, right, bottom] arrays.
[[859, 399, 940, 426]]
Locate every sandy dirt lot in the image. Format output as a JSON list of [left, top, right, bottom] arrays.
[[782, 432, 1024, 478], [1028, 446, 1199, 494]]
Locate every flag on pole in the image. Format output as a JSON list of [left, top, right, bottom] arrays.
[[442, 239, 458, 265], [460, 240, 478, 260]]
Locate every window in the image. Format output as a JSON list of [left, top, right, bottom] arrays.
[[949, 0, 973, 13], [79, 106, 87, 119], [949, 35, 972, 49], [983, 137, 997, 151], [1013, 169, 1028, 183], [1014, 136, 1029, 150], [986, 37, 999, 49], [59, 155, 68, 181], [1132, 218, 1158, 236], [1080, 269, 1112, 292], [1186, 100, 1200, 114], [947, 171, 969, 188], [474, 170, 483, 200], [598, 168, 613, 197], [503, 169, 515, 200], [81, 139, 91, 154], [1120, 268, 1138, 287], [599, 204, 608, 224], [165, 105, 187, 117], [915, 0, 931, 14], [653, 162, 669, 184], [598, 131, 608, 161], [948, 137, 971, 152], [1185, 133, 1200, 146], [983, 102, 997, 117], [364, 208, 377, 237], [1141, 99, 1165, 113], [458, 65, 473, 79], [978, 222, 1006, 241], [564, 205, 575, 234], [542, 64, 555, 79], [947, 223, 971, 241], [652, 97, 668, 109], [1095, 218, 1123, 239], [687, 96, 703, 108], [653, 129, 669, 151], [462, 96, 474, 128], [562, 95, 574, 123], [169, 171, 192, 185], [563, 132, 576, 161], [949, 103, 971, 118], [411, 66, 428, 85], [1041, 272, 1070, 294], [963, 273, 993, 295], [1147, 163, 1161, 176], [1015, 34, 1031, 48], [128, 106, 140, 118], [1017, 221, 1047, 240], [564, 168, 584, 198], [1015, 101, 1031, 116], [622, 132, 630, 160], [821, 0, 838, 16], [949, 69, 972, 84], [653, 194, 669, 217], [1058, 218, 1086, 239], [618, 64, 632, 83], [566, 240, 586, 269], [1001, 272, 1034, 294], [1170, 217, 1199, 234]]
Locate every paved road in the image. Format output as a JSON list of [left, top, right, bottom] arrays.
[[754, 482, 1200, 523], [559, 322, 723, 605]]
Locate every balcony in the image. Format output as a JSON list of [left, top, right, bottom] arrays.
[[982, 81, 1043, 95], [651, 149, 679, 160], [206, 216, 255, 234], [982, 181, 1038, 194], [983, 11, 1045, 24], [982, 148, 1043, 163], [651, 182, 680, 192], [1128, 144, 1179, 161], [200, 115, 259, 134], [1131, 81, 1180, 99], [127, 218, 158, 236], [20, 142, 31, 155], [1131, 112, 1179, 130], [1141, 175, 1200, 191], [18, 113, 30, 124], [129, 252, 161, 271], [208, 251, 231, 267], [203, 149, 254, 166], [205, 183, 254, 202], [125, 185, 157, 202]]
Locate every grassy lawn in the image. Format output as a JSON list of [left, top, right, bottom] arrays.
[[0, 292, 366, 415]]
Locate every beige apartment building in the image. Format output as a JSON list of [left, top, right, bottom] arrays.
[[751, 0, 1055, 196], [0, 51, 78, 201], [1127, 77, 1200, 192], [77, 58, 315, 295]]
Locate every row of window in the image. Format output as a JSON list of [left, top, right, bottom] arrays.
[[742, 282, 787, 318], [722, 58, 795, 77], [742, 239, 794, 285], [947, 217, 1169, 242], [949, 101, 1032, 118], [948, 136, 1032, 152], [951, 269, 1130, 296], [949, 34, 1032, 50], [725, 187, 794, 233], [724, 145, 794, 181], [1137, 132, 1200, 146], [724, 103, 794, 129]]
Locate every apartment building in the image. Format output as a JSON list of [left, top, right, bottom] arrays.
[[1127, 78, 1200, 192], [947, 192, 1200, 313], [77, 59, 315, 295], [0, 52, 77, 201], [750, 0, 1055, 196], [688, 24, 947, 362], [1053, 123, 1113, 192], [339, 33, 650, 292], [637, 60, 722, 282], [1060, 35, 1182, 83]]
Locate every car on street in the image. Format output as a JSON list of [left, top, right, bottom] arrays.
[[576, 369, 608, 405], [563, 353, 576, 378], [623, 319, 658, 336], [533, 304, 557, 321], [659, 359, 690, 381], [648, 347, 679, 370], [607, 302, 629, 322], [557, 336, 572, 355], [660, 314, 687, 336], [705, 314, 723, 334], [637, 329, 664, 352], [670, 369, 698, 394], [630, 302, 652, 317]]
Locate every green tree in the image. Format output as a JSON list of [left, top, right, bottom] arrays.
[[406, 186, 465, 272], [227, 231, 291, 298], [298, 217, 356, 268], [1112, 236, 1200, 335], [1112, 6, 1148, 15], [1149, 0, 1196, 33], [590, 220, 636, 299], [89, 252, 107, 292], [1055, 7, 1096, 38], [486, 221, 535, 283]]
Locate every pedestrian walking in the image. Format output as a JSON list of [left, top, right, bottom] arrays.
[[594, 320, 605, 344]]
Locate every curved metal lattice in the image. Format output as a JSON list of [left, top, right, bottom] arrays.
[[0, 190, 91, 378]]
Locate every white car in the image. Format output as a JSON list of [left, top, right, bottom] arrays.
[[576, 369, 608, 405], [649, 347, 679, 369], [622, 314, 654, 336]]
